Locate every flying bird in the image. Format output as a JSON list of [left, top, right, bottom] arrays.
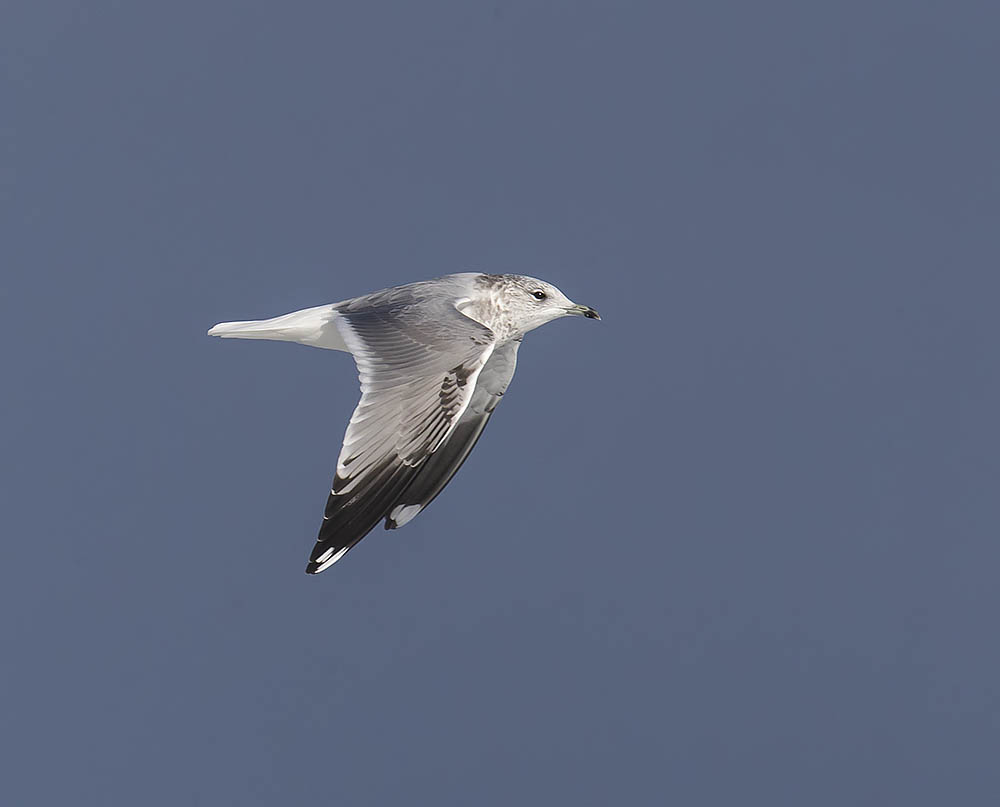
[[208, 273, 600, 574]]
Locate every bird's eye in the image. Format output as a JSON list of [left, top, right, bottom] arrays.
[[532, 290, 547, 300]]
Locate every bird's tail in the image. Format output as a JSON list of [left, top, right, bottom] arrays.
[[207, 304, 348, 351]]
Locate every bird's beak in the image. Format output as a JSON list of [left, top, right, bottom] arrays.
[[568, 303, 601, 320]]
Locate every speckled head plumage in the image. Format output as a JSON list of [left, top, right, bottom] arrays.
[[473, 273, 600, 339]]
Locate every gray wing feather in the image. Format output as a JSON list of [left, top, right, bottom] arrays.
[[307, 279, 496, 573], [384, 340, 520, 529]]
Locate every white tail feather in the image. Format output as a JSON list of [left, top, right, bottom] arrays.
[[207, 304, 349, 352]]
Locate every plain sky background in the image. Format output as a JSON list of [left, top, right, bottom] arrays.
[[3, 1, 999, 804]]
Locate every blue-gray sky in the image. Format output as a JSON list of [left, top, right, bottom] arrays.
[[4, 1, 999, 804]]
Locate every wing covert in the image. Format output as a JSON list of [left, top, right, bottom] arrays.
[[384, 339, 520, 529]]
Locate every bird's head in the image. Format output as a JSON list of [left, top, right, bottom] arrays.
[[501, 275, 601, 334]]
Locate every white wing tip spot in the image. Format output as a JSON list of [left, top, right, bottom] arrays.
[[312, 545, 350, 572], [389, 504, 423, 528]]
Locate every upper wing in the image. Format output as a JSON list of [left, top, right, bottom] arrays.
[[384, 339, 520, 530], [307, 282, 496, 574]]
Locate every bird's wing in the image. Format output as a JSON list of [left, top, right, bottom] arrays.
[[384, 339, 520, 530], [307, 282, 496, 574]]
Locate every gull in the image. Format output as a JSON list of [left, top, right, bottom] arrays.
[[208, 273, 600, 574]]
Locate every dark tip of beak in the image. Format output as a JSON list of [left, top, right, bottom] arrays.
[[583, 307, 601, 320]]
